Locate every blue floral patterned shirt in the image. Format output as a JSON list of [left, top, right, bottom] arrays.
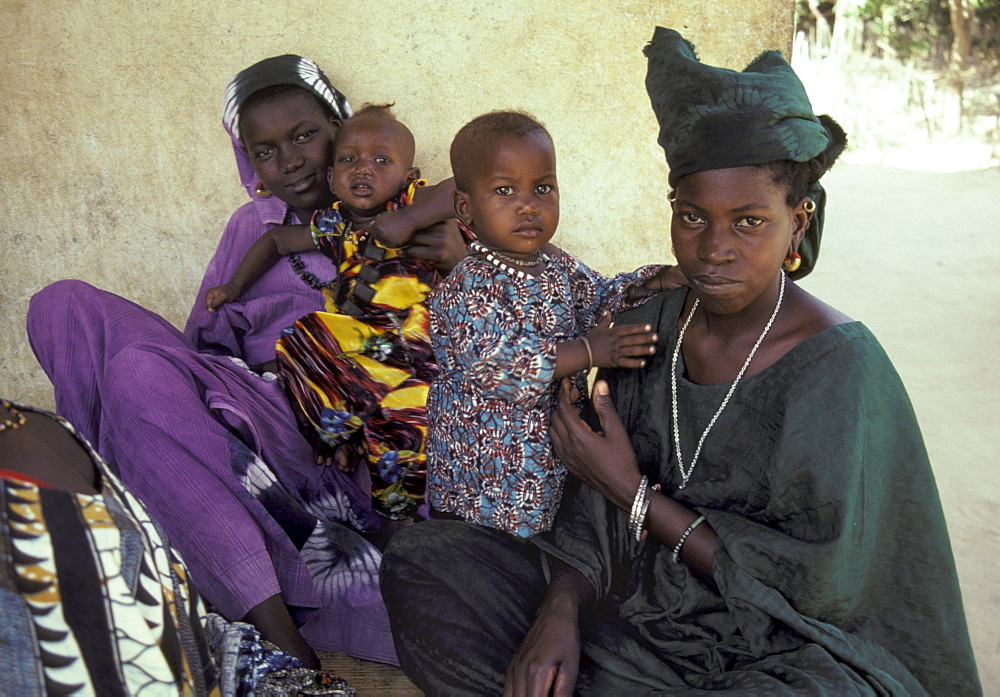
[[426, 248, 661, 536]]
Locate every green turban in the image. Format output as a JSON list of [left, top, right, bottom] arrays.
[[644, 27, 847, 279]]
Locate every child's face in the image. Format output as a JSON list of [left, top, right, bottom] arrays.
[[328, 115, 419, 220], [240, 90, 340, 213], [454, 131, 559, 259]]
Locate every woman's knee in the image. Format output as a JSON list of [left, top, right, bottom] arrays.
[[28, 279, 101, 318], [380, 519, 440, 584], [27, 280, 98, 342]]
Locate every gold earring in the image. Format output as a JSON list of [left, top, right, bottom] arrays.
[[783, 252, 802, 273], [254, 182, 272, 198], [803, 198, 816, 213]]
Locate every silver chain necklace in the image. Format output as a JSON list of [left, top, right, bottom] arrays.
[[671, 272, 786, 489]]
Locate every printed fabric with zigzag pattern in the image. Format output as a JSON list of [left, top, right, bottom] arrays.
[[0, 402, 220, 696]]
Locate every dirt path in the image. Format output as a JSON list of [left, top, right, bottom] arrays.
[[804, 162, 1000, 691]]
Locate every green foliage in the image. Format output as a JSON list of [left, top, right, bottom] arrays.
[[827, 0, 1000, 72], [854, 0, 951, 62]]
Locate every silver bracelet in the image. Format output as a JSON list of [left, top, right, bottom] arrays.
[[671, 515, 706, 563], [628, 476, 649, 540], [634, 487, 653, 542], [580, 335, 594, 371]]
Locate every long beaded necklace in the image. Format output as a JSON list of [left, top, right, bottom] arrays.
[[470, 241, 549, 279], [671, 272, 785, 489], [285, 208, 338, 292], [1, 399, 27, 433]]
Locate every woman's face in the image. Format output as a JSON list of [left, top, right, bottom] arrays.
[[239, 89, 339, 213], [671, 166, 809, 316]]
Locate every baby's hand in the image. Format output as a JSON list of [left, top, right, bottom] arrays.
[[653, 264, 688, 291], [369, 208, 416, 249], [205, 284, 237, 311], [626, 265, 689, 301], [586, 313, 657, 369]]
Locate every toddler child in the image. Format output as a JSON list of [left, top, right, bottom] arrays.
[[426, 110, 683, 536], [206, 105, 455, 520]]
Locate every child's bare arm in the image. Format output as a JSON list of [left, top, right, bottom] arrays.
[[553, 314, 657, 378], [648, 264, 687, 291], [370, 178, 457, 248], [625, 265, 688, 302], [205, 224, 315, 310]]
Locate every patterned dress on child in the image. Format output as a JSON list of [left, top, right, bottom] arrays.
[[426, 248, 662, 537], [277, 180, 440, 520]]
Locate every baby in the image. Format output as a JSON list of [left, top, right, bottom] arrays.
[[206, 105, 454, 520], [426, 110, 682, 536]]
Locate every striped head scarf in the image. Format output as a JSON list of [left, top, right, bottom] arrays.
[[222, 55, 352, 201]]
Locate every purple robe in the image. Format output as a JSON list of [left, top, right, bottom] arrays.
[[26, 197, 398, 664]]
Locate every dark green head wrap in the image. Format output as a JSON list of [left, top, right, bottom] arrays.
[[644, 27, 847, 279]]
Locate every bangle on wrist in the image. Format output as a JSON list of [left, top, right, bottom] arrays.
[[671, 515, 706, 563], [628, 476, 650, 542], [580, 336, 594, 371], [639, 483, 661, 541]]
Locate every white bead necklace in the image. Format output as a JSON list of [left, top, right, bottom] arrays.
[[470, 241, 549, 279], [671, 272, 786, 489]]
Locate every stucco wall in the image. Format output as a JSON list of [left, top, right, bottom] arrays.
[[1, 1, 792, 407]]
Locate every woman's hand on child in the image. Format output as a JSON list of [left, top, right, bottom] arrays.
[[404, 220, 468, 275], [205, 284, 238, 311], [586, 313, 657, 369], [369, 208, 417, 249], [550, 378, 641, 511]]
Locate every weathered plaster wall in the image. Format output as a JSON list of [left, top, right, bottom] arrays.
[[1, 1, 792, 407]]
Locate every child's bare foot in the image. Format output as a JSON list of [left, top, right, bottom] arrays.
[[314, 450, 335, 467], [332, 440, 365, 473]]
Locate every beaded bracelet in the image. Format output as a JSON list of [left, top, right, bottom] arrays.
[[628, 475, 649, 540], [671, 515, 706, 563]]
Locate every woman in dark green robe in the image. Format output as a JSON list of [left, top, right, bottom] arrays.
[[380, 28, 981, 696]]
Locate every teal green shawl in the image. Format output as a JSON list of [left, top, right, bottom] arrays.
[[536, 290, 981, 695]]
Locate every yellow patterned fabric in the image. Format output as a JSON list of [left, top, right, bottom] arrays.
[[0, 404, 220, 696], [277, 180, 440, 520]]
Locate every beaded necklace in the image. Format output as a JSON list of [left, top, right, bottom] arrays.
[[1, 399, 26, 433], [285, 208, 338, 291], [470, 241, 549, 279], [670, 272, 785, 489], [286, 183, 421, 292]]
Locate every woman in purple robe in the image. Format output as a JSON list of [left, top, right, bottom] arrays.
[[26, 54, 465, 669]]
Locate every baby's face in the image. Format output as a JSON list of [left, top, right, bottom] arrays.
[[457, 131, 559, 259], [328, 114, 416, 219]]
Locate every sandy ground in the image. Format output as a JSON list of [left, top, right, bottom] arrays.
[[803, 162, 1000, 692]]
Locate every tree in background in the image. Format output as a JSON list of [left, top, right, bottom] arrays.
[[797, 0, 999, 134]]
